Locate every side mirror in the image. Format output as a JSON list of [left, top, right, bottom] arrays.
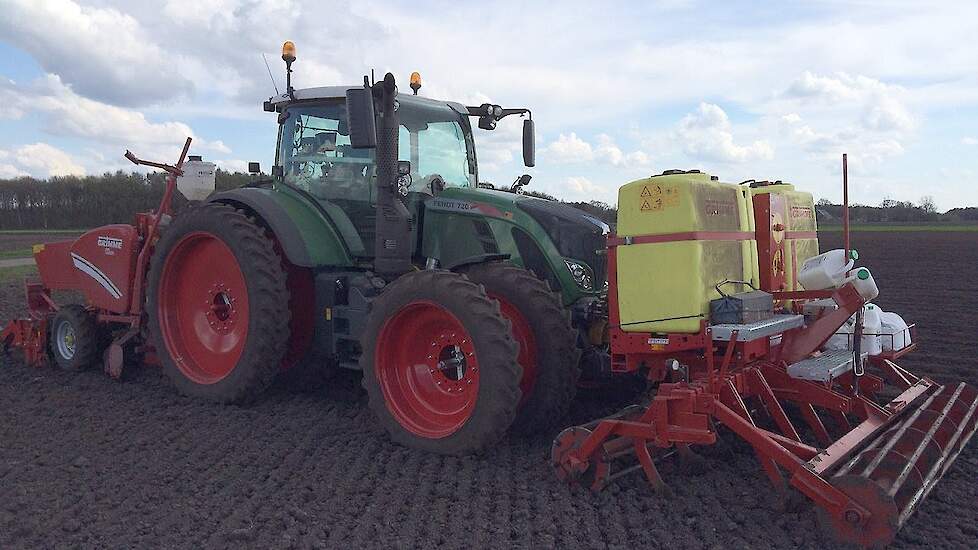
[[248, 162, 261, 174], [522, 119, 535, 167], [346, 86, 377, 149]]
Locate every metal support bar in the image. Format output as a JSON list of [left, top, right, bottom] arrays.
[[719, 331, 738, 381], [712, 401, 858, 516], [801, 404, 833, 447], [633, 439, 666, 492], [749, 368, 802, 442]]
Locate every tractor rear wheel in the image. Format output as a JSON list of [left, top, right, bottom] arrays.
[[49, 305, 99, 371], [360, 270, 522, 455], [460, 262, 580, 432], [147, 203, 290, 404]]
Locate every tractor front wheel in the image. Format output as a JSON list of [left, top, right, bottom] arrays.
[[360, 270, 522, 455], [49, 305, 100, 371], [147, 203, 290, 404], [460, 262, 581, 433]]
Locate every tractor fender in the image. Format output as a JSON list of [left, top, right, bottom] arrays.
[[209, 187, 355, 268], [445, 253, 510, 271]]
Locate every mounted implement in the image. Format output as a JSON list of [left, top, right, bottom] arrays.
[[551, 173, 977, 547], [1, 138, 194, 377]]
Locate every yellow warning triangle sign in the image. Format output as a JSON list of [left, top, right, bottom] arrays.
[[640, 199, 652, 211], [640, 186, 652, 197]]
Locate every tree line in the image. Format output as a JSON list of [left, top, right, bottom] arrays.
[[0, 171, 254, 230], [2, 172, 973, 231], [815, 196, 978, 224]]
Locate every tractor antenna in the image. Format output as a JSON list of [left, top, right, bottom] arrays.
[[262, 53, 280, 96], [371, 69, 376, 86]]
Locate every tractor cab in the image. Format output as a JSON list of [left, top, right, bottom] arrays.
[[270, 88, 479, 257]]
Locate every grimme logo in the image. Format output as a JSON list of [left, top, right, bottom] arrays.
[[97, 236, 124, 250]]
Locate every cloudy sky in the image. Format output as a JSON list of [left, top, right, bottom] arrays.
[[1, 0, 976, 210]]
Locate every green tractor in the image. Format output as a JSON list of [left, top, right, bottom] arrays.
[[150, 44, 609, 454]]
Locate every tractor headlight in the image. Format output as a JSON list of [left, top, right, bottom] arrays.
[[564, 259, 594, 291]]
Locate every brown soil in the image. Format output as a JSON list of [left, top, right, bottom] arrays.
[[0, 231, 976, 549]]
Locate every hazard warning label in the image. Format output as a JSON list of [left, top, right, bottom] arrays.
[[639, 184, 679, 212]]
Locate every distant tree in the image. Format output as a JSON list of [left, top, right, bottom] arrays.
[[817, 198, 832, 206], [881, 198, 897, 208], [919, 195, 937, 214]]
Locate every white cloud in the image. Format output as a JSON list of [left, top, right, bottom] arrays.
[[781, 71, 916, 133], [202, 140, 233, 155], [545, 133, 650, 166], [0, 0, 194, 106], [625, 151, 651, 165], [0, 75, 226, 156], [0, 164, 27, 179], [215, 159, 250, 173], [676, 103, 774, 163], [594, 134, 624, 165], [963, 137, 978, 146], [547, 133, 594, 162], [562, 176, 611, 201], [0, 143, 85, 177], [781, 113, 802, 124], [771, 72, 918, 171], [565, 176, 600, 194]]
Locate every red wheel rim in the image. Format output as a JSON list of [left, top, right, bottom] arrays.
[[491, 293, 538, 406], [375, 301, 480, 438], [158, 232, 249, 384]]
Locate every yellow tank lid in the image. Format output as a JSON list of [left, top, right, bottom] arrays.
[[748, 180, 795, 194]]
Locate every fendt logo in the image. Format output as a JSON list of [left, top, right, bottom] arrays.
[[97, 236, 124, 250]]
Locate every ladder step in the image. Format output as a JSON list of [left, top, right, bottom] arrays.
[[787, 349, 868, 382]]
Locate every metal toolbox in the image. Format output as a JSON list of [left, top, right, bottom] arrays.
[[709, 281, 774, 325]]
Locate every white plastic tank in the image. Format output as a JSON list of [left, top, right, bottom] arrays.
[[880, 311, 912, 351], [862, 304, 883, 356], [176, 155, 217, 201], [842, 267, 879, 302], [799, 249, 854, 290], [823, 303, 883, 356]]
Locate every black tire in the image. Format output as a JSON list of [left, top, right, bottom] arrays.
[[49, 305, 100, 371], [146, 203, 290, 404], [460, 262, 581, 433], [360, 270, 522, 455]]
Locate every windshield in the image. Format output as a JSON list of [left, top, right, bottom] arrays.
[[277, 97, 476, 201]]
